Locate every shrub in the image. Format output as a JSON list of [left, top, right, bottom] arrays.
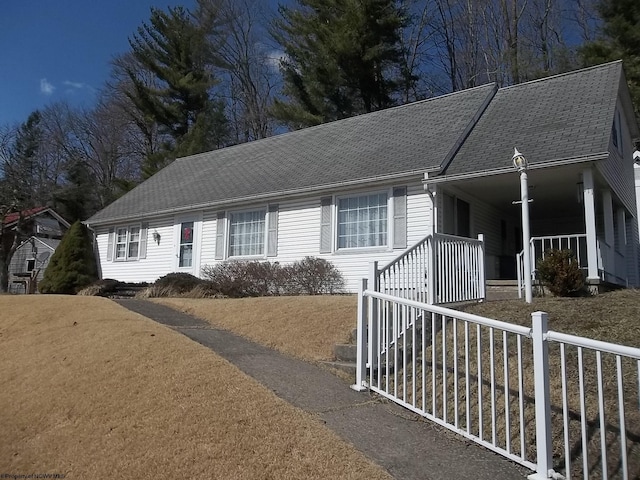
[[286, 257, 345, 295], [200, 257, 345, 297], [39, 221, 98, 294], [536, 249, 585, 297], [201, 261, 279, 297], [154, 272, 206, 294]]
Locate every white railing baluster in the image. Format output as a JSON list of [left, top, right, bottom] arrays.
[[616, 355, 627, 480], [518, 335, 525, 461], [432, 312, 437, 416], [596, 351, 608, 480], [579, 347, 589, 478], [503, 330, 510, 454], [560, 343, 571, 480], [454, 317, 459, 429], [490, 327, 497, 446], [465, 320, 470, 434], [478, 323, 483, 441], [442, 315, 448, 424]]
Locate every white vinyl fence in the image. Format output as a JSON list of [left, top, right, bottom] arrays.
[[353, 288, 640, 479]]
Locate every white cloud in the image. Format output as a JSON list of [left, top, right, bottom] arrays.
[[63, 80, 86, 89], [40, 78, 55, 95]]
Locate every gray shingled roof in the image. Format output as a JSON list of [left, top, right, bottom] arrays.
[[439, 61, 623, 178], [87, 62, 628, 225], [86, 84, 497, 225]]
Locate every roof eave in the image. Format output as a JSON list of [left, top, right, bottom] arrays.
[[425, 152, 609, 185], [85, 169, 429, 227]]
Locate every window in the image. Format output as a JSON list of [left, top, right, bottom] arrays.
[[337, 193, 388, 249], [229, 210, 265, 256], [26, 259, 36, 272], [179, 222, 194, 267], [112, 225, 142, 261]]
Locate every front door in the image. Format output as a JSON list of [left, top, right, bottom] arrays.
[[174, 215, 200, 275]]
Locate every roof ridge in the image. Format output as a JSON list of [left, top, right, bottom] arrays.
[[499, 60, 622, 92], [174, 83, 499, 165]]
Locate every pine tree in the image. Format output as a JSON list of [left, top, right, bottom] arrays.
[[580, 0, 640, 123], [39, 221, 98, 294], [271, 0, 405, 128], [126, 6, 229, 176]]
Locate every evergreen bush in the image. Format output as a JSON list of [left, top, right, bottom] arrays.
[[39, 221, 98, 294], [536, 249, 585, 297]]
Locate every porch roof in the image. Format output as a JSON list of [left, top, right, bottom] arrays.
[[437, 61, 624, 179]]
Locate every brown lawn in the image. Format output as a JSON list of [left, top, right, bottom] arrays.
[[154, 295, 358, 361], [0, 295, 390, 480]]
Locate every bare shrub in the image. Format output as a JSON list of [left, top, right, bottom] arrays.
[[286, 257, 345, 295], [201, 257, 345, 297]]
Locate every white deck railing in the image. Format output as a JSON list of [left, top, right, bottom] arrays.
[[353, 289, 640, 479], [377, 233, 485, 305], [517, 234, 587, 298]]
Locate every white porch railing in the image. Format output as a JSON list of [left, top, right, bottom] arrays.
[[517, 234, 587, 298], [377, 233, 485, 305], [353, 288, 640, 479]]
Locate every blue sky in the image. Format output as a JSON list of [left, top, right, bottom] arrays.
[[0, 0, 197, 126]]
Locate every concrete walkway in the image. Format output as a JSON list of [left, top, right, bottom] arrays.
[[115, 299, 530, 480]]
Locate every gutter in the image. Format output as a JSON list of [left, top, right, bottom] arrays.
[[424, 152, 609, 186], [86, 169, 429, 227]]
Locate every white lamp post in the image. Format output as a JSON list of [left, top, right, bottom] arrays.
[[513, 147, 533, 303]]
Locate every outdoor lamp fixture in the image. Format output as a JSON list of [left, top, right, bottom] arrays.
[[512, 147, 533, 303], [152, 230, 161, 245], [512, 148, 528, 171]]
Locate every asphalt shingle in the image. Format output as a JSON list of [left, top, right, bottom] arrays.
[[440, 62, 622, 177], [86, 84, 497, 224]]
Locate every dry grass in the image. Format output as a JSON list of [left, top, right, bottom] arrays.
[[0, 295, 390, 480], [154, 295, 358, 361]]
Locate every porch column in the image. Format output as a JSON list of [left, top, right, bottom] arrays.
[[582, 169, 599, 281], [603, 189, 615, 280]]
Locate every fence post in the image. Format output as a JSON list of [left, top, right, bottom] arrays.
[[427, 237, 436, 304], [368, 261, 378, 386], [528, 311, 554, 480], [351, 277, 369, 392], [477, 234, 486, 300]]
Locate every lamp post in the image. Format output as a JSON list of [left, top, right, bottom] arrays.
[[513, 147, 532, 303]]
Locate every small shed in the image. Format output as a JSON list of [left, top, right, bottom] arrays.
[[8, 237, 60, 294]]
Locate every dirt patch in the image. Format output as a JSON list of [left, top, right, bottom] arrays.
[[0, 295, 390, 480], [154, 295, 358, 361]]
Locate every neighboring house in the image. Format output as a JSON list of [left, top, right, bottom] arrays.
[[5, 207, 69, 294], [86, 61, 640, 292]]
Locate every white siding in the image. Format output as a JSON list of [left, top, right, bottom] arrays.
[[596, 98, 637, 214], [97, 215, 182, 283], [95, 180, 433, 291]]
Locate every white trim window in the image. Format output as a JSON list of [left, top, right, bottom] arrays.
[[114, 226, 140, 261], [337, 193, 388, 249], [107, 224, 148, 262], [229, 210, 266, 257]]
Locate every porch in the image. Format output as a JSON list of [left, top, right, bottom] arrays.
[[431, 163, 638, 290]]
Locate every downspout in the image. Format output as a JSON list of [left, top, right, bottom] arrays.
[[423, 172, 437, 237]]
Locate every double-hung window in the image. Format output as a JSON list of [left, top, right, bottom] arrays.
[[337, 193, 388, 249], [113, 225, 141, 261], [229, 210, 266, 257]]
